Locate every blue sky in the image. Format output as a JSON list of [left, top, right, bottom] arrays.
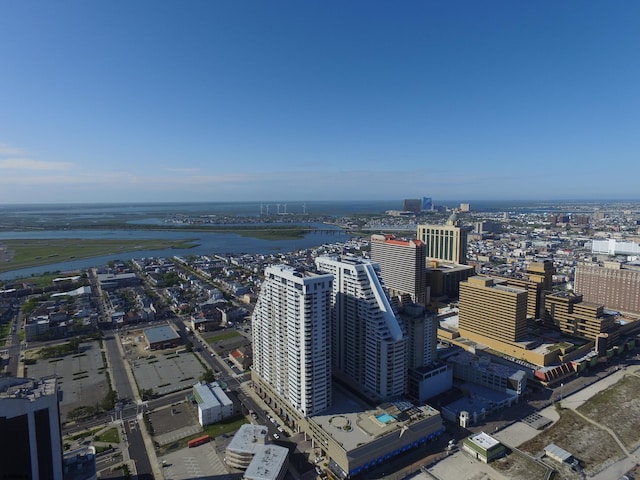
[[0, 1, 638, 204]]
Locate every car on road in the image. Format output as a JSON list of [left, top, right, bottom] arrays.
[[277, 426, 284, 433], [273, 433, 280, 440]]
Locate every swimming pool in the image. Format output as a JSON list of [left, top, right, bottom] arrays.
[[376, 413, 395, 424]]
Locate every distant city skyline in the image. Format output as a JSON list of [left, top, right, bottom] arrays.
[[1, 1, 639, 204]]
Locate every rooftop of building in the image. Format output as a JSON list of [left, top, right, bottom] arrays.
[[427, 262, 474, 272], [439, 312, 593, 362], [444, 382, 516, 415], [0, 376, 57, 400], [467, 432, 501, 450], [95, 272, 137, 280], [143, 324, 180, 344], [370, 234, 424, 247], [63, 446, 97, 480], [193, 381, 232, 409], [227, 424, 269, 455], [310, 384, 440, 453], [243, 444, 289, 480], [447, 350, 526, 380]]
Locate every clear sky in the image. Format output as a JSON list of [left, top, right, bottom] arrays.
[[1, 1, 638, 204]]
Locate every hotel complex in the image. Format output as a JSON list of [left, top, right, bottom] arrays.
[[417, 213, 468, 265], [458, 276, 528, 344], [575, 261, 640, 316], [370, 234, 428, 305]]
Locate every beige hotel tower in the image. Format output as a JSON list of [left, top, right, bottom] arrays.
[[417, 213, 468, 265]]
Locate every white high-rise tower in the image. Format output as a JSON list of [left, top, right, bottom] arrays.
[[251, 265, 333, 416], [315, 256, 407, 400]]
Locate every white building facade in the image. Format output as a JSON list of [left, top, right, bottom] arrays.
[[315, 256, 408, 400], [252, 265, 333, 416], [193, 381, 234, 426]]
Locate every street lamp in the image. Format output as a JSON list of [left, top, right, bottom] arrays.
[[560, 383, 564, 402]]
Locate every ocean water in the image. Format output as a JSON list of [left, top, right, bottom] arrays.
[[0, 199, 636, 280], [0, 200, 401, 220], [0, 198, 634, 220]]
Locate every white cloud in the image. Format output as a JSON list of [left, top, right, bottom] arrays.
[[0, 143, 28, 156], [0, 158, 74, 171], [164, 167, 201, 173]]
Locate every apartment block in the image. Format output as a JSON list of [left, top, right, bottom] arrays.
[[315, 255, 407, 400], [251, 265, 333, 416]]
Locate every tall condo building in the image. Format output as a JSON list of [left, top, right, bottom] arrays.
[[401, 303, 438, 369], [0, 377, 63, 480], [417, 213, 468, 264], [251, 265, 333, 416], [315, 255, 407, 400], [370, 234, 428, 306], [458, 276, 528, 344]]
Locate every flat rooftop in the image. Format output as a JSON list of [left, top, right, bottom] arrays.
[[0, 377, 57, 400], [469, 432, 500, 449], [444, 382, 515, 415], [144, 324, 180, 344], [310, 385, 440, 452], [227, 424, 268, 455], [244, 445, 289, 480]]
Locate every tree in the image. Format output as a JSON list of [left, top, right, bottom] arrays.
[[199, 369, 215, 383], [140, 388, 154, 401], [101, 390, 118, 411]]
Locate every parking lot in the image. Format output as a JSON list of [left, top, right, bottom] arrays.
[[24, 340, 109, 421], [158, 440, 239, 480], [121, 330, 207, 396]]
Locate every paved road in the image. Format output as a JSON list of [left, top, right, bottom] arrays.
[[125, 417, 154, 480], [104, 332, 155, 478], [3, 306, 21, 377]]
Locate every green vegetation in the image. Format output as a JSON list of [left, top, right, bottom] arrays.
[[67, 427, 102, 441], [162, 271, 181, 286], [67, 387, 117, 421], [577, 374, 640, 449], [157, 415, 248, 456], [140, 388, 154, 401], [206, 330, 241, 343], [199, 369, 216, 383], [68, 405, 100, 420], [519, 408, 624, 475], [231, 227, 307, 240], [101, 389, 118, 412], [492, 448, 552, 480], [0, 322, 10, 340], [0, 238, 197, 273], [202, 415, 248, 438], [21, 297, 42, 315], [94, 445, 114, 454], [39, 338, 81, 358], [94, 427, 120, 444]]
